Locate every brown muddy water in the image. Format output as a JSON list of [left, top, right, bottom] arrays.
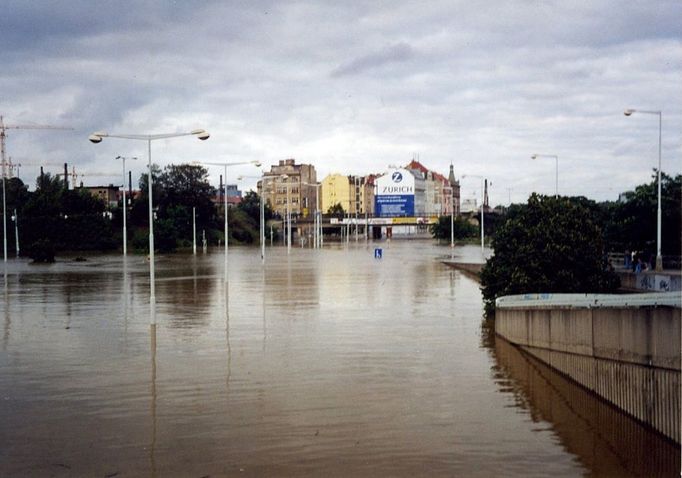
[[0, 241, 678, 477]]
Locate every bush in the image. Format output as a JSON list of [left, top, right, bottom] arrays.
[[480, 194, 620, 315]]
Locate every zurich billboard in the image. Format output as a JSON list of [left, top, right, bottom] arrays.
[[375, 169, 415, 217]]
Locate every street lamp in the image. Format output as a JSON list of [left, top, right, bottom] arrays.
[[302, 181, 322, 249], [115, 155, 137, 256], [531, 154, 558, 197], [624, 108, 663, 271], [199, 160, 261, 282], [281, 174, 292, 254], [89, 129, 210, 324], [462, 174, 486, 256]]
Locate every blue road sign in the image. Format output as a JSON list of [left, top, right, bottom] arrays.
[[374, 248, 383, 259]]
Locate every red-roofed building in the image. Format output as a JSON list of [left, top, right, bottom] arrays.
[[404, 159, 460, 216]]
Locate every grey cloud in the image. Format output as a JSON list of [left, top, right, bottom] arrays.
[[331, 42, 415, 77]]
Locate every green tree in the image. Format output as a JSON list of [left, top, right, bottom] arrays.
[[480, 194, 619, 315], [327, 203, 345, 217], [599, 172, 681, 260], [237, 191, 273, 226], [430, 215, 477, 241], [20, 173, 116, 255]]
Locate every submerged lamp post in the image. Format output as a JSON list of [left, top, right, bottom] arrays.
[[89, 129, 210, 324], [302, 181, 322, 249], [462, 174, 486, 256], [115, 155, 137, 256], [237, 173, 269, 264], [624, 108, 663, 271], [199, 160, 261, 283]]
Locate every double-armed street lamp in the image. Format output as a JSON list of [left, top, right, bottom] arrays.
[[462, 174, 486, 256], [531, 154, 558, 197], [624, 108, 663, 271], [115, 155, 137, 256], [89, 129, 210, 324], [198, 160, 261, 283]]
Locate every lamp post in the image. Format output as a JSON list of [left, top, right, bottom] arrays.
[[89, 129, 210, 324], [302, 181, 322, 248], [462, 174, 486, 256], [625, 108, 663, 271], [238, 174, 269, 263], [11, 209, 18, 257], [192, 207, 197, 255], [531, 154, 558, 197], [443, 186, 455, 250], [199, 160, 261, 282], [280, 174, 292, 254], [115, 155, 137, 256]]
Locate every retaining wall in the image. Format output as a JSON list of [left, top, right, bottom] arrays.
[[495, 292, 681, 442]]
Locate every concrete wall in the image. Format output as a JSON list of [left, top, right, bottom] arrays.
[[495, 293, 681, 442]]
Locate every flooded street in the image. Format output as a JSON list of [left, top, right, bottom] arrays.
[[1, 241, 678, 477]]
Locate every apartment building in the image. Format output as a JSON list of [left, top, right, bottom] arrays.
[[260, 159, 317, 218]]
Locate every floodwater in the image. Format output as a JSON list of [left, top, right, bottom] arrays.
[[0, 241, 678, 477]]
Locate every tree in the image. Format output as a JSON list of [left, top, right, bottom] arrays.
[[20, 173, 117, 255], [480, 194, 619, 315], [429, 215, 477, 241], [237, 191, 273, 227], [327, 203, 345, 217], [599, 172, 681, 260]]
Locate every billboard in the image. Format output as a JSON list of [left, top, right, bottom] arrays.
[[375, 169, 415, 217]]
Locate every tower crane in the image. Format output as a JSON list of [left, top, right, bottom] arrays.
[[0, 115, 73, 179]]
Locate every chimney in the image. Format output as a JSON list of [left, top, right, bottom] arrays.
[[64, 163, 69, 190]]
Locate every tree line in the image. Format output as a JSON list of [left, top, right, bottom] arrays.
[[458, 172, 680, 315], [1, 163, 274, 261]]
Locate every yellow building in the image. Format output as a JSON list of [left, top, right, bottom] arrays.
[[321, 174, 375, 215], [321, 174, 352, 214]]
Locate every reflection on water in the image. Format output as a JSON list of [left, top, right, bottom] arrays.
[[490, 329, 679, 477], [0, 243, 677, 476]]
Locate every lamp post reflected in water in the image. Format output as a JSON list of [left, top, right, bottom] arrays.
[[89, 129, 210, 324]]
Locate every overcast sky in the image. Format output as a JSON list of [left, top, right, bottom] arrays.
[[1, 0, 680, 205]]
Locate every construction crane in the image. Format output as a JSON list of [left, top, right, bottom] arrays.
[[0, 115, 72, 180]]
